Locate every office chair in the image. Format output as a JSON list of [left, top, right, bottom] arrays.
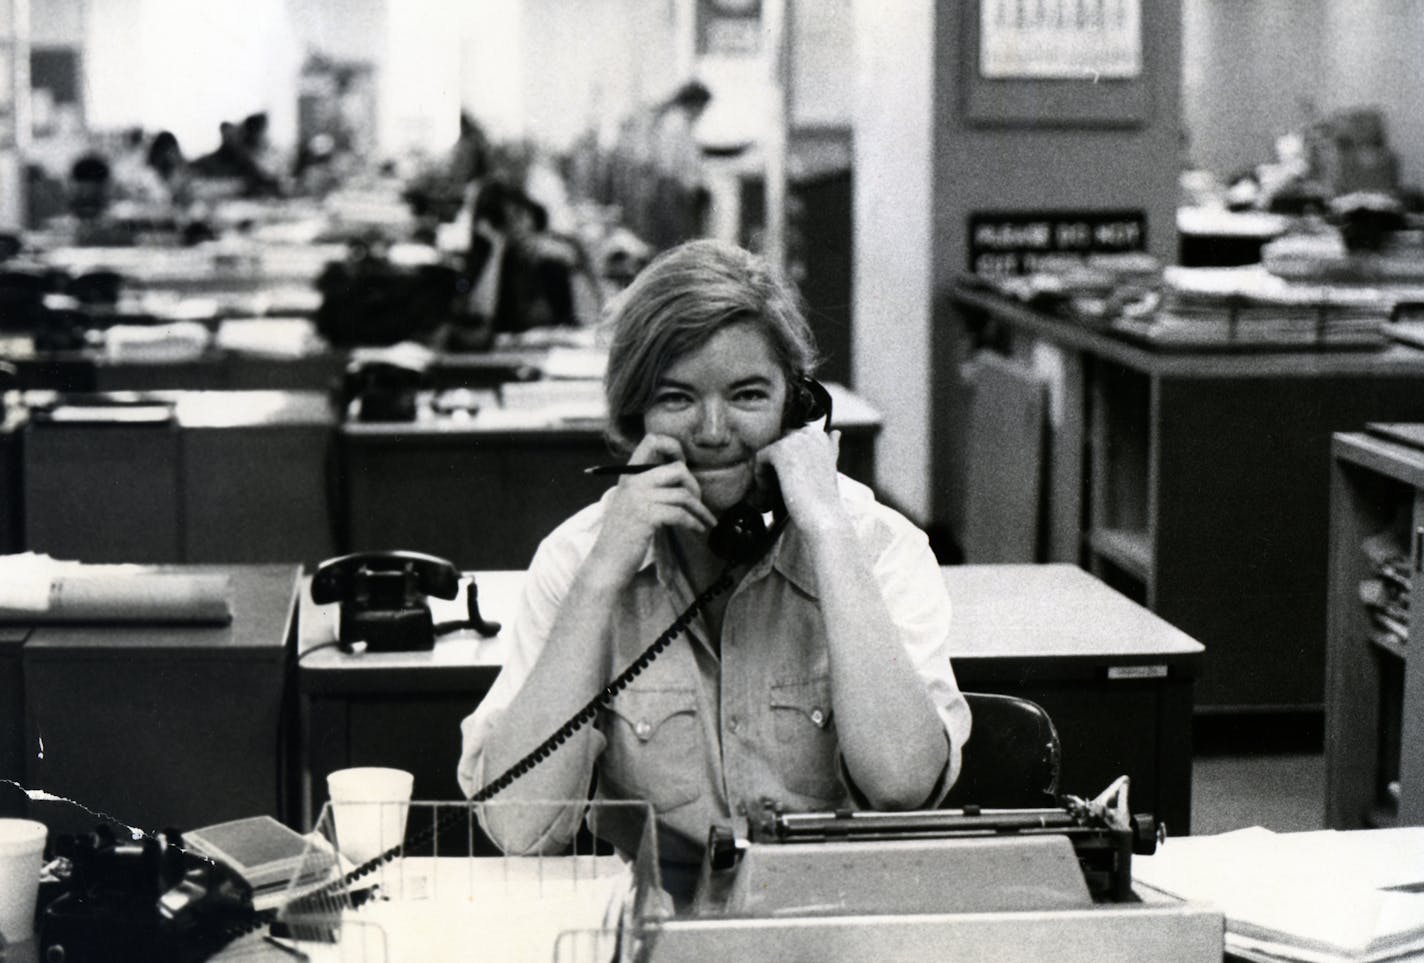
[[943, 692, 1061, 809]]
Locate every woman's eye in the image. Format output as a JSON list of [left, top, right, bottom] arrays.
[[733, 389, 770, 404], [651, 392, 691, 409]]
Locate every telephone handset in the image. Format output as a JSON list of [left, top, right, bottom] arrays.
[[340, 359, 429, 423], [310, 550, 501, 652], [707, 376, 834, 564]]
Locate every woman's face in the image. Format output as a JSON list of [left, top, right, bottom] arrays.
[[643, 321, 788, 514]]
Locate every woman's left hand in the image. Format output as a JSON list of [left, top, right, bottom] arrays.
[[755, 426, 845, 532]]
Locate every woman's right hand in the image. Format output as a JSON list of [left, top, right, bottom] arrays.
[[588, 434, 717, 581]]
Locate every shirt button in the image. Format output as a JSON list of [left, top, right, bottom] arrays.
[[736, 802, 747, 816], [727, 715, 740, 733], [810, 708, 825, 727], [634, 719, 652, 739]]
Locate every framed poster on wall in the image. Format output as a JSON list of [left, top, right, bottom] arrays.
[[980, 0, 1142, 80], [962, 0, 1154, 128]]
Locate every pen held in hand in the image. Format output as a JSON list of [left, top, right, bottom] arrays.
[[584, 463, 659, 476]]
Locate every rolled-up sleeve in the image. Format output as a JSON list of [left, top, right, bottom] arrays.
[[868, 513, 973, 803]]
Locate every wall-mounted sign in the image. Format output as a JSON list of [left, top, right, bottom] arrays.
[[697, 0, 762, 57], [980, 0, 1142, 80], [968, 210, 1147, 275]]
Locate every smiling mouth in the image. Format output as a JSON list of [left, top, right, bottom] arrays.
[[690, 460, 750, 477]]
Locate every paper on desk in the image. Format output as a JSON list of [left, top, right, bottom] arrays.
[[347, 862, 630, 963], [542, 346, 608, 380], [1134, 827, 1424, 961], [215, 317, 324, 357], [0, 552, 70, 611], [0, 553, 233, 623]]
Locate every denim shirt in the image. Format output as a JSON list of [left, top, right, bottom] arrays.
[[457, 475, 971, 867]]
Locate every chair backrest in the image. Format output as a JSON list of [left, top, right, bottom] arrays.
[[942, 692, 1061, 809]]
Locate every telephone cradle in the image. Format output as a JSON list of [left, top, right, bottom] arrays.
[[37, 826, 255, 963], [309, 550, 500, 652]]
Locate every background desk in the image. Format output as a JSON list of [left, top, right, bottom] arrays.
[[948, 285, 1424, 715], [339, 382, 882, 570], [298, 563, 1201, 835], [18, 390, 337, 566], [18, 564, 301, 831], [6, 380, 882, 571]]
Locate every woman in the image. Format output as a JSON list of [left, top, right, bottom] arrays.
[[457, 239, 970, 904]]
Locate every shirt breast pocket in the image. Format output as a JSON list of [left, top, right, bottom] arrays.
[[769, 676, 842, 802], [602, 686, 702, 813]]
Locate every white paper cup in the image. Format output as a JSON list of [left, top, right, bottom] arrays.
[[0, 819, 47, 944], [326, 768, 414, 866]]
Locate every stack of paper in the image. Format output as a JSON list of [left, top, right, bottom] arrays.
[[1133, 827, 1424, 962], [1112, 266, 1393, 349]]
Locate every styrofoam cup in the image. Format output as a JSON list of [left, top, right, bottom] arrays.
[[0, 819, 47, 944], [326, 768, 414, 866]]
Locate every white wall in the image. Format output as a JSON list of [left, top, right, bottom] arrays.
[[380, 0, 459, 158], [31, 0, 80, 45], [497, 0, 683, 151], [459, 0, 523, 143], [850, 0, 934, 520], [791, 0, 852, 129], [55, 0, 457, 159], [0, 0, 30, 230], [1184, 0, 1424, 187], [85, 0, 302, 154]]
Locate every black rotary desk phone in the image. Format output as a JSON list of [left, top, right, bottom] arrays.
[[271, 378, 835, 936]]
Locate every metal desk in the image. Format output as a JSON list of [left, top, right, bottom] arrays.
[[298, 563, 1203, 834]]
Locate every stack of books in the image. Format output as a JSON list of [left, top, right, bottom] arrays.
[[185, 815, 336, 911]]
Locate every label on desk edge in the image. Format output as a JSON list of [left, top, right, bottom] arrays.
[[1107, 664, 1169, 680]]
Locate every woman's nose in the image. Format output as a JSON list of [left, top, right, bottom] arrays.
[[694, 400, 729, 444]]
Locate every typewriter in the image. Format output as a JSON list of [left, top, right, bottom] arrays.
[[639, 778, 1222, 963]]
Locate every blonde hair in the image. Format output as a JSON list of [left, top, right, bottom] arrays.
[[602, 239, 819, 455]]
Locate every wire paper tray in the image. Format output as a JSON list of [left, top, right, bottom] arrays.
[[271, 800, 666, 963]]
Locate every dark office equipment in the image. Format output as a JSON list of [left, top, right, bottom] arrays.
[[314, 247, 465, 348], [340, 359, 428, 423], [67, 269, 124, 306], [309, 550, 501, 652], [39, 825, 254, 963], [0, 266, 60, 330]]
